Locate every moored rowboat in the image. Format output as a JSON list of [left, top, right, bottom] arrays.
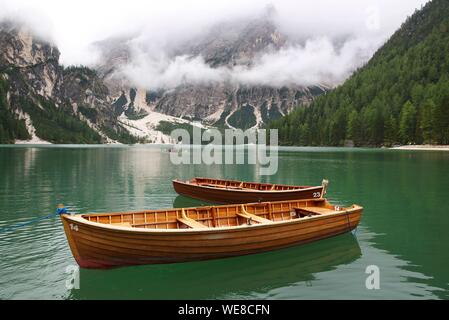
[[60, 198, 362, 269], [173, 177, 328, 204]]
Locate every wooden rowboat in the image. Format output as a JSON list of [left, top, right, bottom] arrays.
[[173, 177, 328, 204], [60, 198, 362, 268]]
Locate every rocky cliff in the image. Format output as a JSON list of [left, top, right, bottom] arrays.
[[0, 21, 139, 144]]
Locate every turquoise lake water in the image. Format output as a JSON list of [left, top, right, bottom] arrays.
[[0, 145, 448, 299]]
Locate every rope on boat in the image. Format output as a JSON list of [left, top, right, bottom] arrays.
[[0, 204, 67, 234], [345, 211, 351, 231]]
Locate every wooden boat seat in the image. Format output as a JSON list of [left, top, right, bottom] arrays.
[[177, 209, 208, 229], [294, 206, 340, 217], [200, 183, 244, 190], [177, 218, 208, 229], [237, 205, 272, 224], [237, 212, 271, 224]]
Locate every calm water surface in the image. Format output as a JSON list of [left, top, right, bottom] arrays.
[[0, 145, 448, 299]]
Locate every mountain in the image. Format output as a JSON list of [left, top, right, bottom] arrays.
[[0, 21, 143, 144], [268, 0, 449, 147], [93, 9, 330, 131], [0, 7, 333, 144]]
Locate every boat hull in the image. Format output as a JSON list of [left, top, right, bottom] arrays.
[[173, 180, 325, 204], [60, 204, 361, 268]]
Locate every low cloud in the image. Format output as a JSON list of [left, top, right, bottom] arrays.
[[1, 0, 429, 88], [231, 37, 382, 87], [121, 53, 227, 89], [120, 35, 384, 89]]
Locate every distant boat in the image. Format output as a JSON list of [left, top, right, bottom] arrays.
[[173, 177, 328, 204], [60, 198, 362, 268]]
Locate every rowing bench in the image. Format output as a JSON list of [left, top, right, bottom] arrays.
[[237, 205, 272, 224], [177, 217, 208, 229], [177, 209, 208, 229], [293, 206, 341, 218]]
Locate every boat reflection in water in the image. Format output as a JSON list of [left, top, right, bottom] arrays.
[[173, 195, 213, 208], [69, 222, 362, 299]]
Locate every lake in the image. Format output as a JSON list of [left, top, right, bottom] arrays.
[[0, 145, 448, 299]]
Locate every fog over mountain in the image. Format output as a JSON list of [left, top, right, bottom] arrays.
[[0, 0, 429, 89], [119, 33, 379, 89]]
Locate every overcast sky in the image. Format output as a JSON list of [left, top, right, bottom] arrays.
[[0, 0, 430, 88]]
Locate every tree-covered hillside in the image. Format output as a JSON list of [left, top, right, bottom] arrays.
[[268, 0, 449, 147], [0, 75, 30, 143]]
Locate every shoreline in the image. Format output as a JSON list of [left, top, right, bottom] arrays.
[[390, 145, 449, 151], [5, 142, 449, 151]]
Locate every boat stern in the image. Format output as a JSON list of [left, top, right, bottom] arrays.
[[346, 204, 363, 231]]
